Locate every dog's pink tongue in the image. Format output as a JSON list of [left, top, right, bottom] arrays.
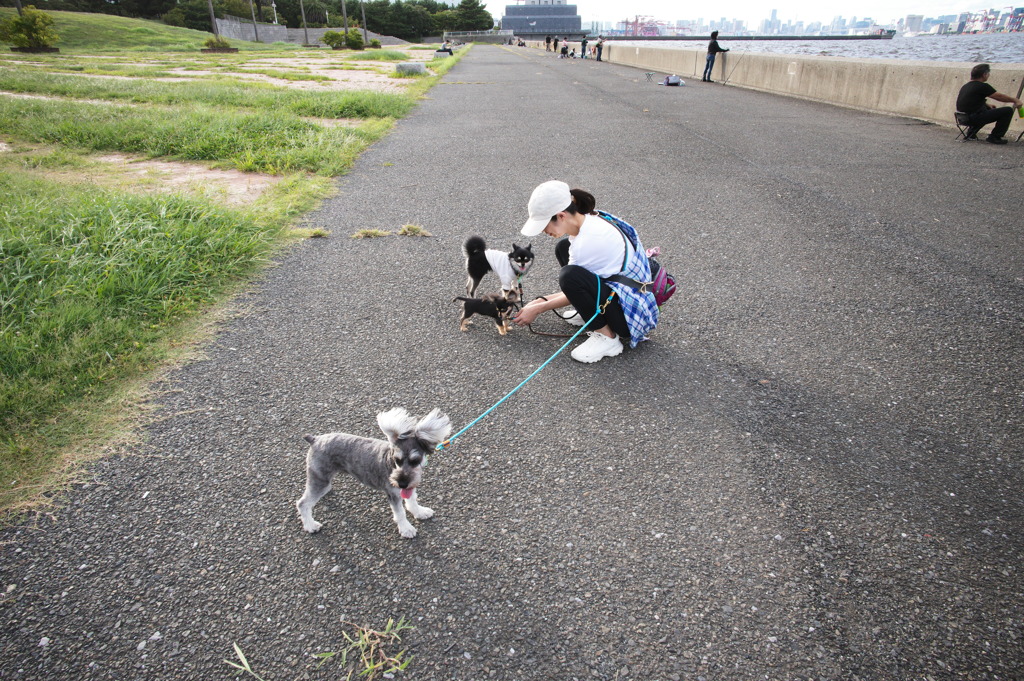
[[401, 488, 413, 500]]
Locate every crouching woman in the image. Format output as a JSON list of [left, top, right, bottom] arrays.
[[512, 181, 658, 363]]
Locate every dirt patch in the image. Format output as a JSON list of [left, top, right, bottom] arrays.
[[166, 63, 410, 92], [95, 154, 282, 207], [70, 72, 199, 83], [1, 90, 122, 106], [301, 116, 363, 128], [0, 141, 10, 153]]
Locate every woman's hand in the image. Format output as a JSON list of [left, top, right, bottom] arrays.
[[513, 292, 568, 326], [512, 299, 546, 326]]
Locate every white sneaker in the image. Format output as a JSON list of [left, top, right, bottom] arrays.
[[560, 307, 585, 326], [571, 332, 623, 363]]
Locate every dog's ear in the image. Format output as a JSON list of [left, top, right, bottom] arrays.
[[377, 408, 416, 444], [415, 409, 452, 448]]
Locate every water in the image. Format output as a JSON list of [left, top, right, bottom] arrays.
[[617, 32, 1024, 64]]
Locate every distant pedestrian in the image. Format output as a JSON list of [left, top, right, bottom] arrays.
[[702, 30, 729, 82], [956, 63, 1022, 145], [553, 36, 559, 53], [545, 35, 552, 51], [595, 36, 604, 61], [580, 36, 588, 58]]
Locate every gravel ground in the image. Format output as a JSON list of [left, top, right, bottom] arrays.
[[2, 45, 1022, 681]]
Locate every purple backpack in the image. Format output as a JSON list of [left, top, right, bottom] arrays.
[[645, 247, 677, 307]]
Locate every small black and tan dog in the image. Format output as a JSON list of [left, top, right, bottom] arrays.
[[453, 290, 518, 335]]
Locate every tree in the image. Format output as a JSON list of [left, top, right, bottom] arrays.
[[430, 7, 456, 32], [453, 0, 491, 31], [163, 0, 221, 30], [363, 0, 433, 41], [0, 5, 59, 48]]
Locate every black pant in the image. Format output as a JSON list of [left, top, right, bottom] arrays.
[[555, 239, 629, 340], [967, 106, 1014, 138]]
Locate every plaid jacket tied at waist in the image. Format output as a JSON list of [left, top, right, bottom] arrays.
[[595, 210, 659, 348]]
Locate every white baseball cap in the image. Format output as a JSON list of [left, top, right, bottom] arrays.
[[521, 181, 572, 236]]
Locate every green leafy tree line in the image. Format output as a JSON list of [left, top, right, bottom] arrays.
[[0, 0, 496, 41]]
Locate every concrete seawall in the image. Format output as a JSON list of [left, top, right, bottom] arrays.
[[527, 41, 1024, 134]]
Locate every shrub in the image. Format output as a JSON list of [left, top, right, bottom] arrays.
[[345, 27, 363, 50], [322, 30, 345, 48], [203, 35, 232, 49], [369, 38, 381, 48], [0, 5, 59, 49]]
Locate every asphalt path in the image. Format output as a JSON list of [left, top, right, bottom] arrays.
[[2, 44, 1022, 681]]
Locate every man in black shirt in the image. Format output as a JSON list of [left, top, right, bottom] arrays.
[[702, 31, 729, 82], [955, 63, 1022, 145]]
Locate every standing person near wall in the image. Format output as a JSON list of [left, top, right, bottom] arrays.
[[956, 63, 1023, 145], [580, 36, 588, 59], [553, 36, 559, 54], [595, 36, 604, 61], [702, 30, 729, 82], [545, 35, 551, 51]]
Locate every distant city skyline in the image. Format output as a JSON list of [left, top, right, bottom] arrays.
[[485, 0, 1013, 28]]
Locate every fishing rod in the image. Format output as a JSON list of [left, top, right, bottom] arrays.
[[722, 50, 746, 85]]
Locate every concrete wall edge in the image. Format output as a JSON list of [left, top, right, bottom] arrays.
[[524, 41, 1023, 133]]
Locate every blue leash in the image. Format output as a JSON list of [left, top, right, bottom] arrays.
[[436, 274, 614, 452]]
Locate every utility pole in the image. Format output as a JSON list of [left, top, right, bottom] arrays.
[[14, 0, 22, 16], [359, 0, 368, 43], [248, 0, 260, 41], [342, 0, 348, 33], [207, 0, 218, 35], [298, 0, 309, 45]]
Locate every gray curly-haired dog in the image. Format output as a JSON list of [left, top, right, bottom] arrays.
[[296, 408, 452, 539]]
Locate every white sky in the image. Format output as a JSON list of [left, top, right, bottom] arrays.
[[484, 0, 1007, 27]]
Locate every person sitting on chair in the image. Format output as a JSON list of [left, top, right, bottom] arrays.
[[956, 63, 1022, 145]]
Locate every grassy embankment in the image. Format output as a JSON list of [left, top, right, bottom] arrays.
[[0, 10, 467, 518]]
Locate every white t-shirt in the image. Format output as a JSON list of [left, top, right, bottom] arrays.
[[484, 249, 518, 290], [568, 213, 629, 277]]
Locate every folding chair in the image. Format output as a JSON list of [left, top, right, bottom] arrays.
[[954, 111, 976, 142]]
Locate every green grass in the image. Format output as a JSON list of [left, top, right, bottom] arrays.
[[0, 69, 416, 118], [0, 172, 298, 512], [0, 8, 297, 52], [351, 228, 392, 238], [0, 16, 470, 519], [346, 50, 409, 61], [0, 97, 394, 175], [231, 67, 333, 81]]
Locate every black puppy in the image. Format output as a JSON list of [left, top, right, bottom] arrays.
[[453, 292, 514, 335], [463, 236, 534, 298]]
